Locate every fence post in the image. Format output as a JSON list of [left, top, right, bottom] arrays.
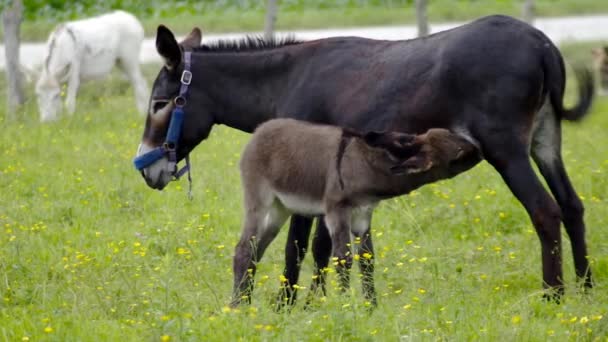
[[415, 0, 429, 37], [264, 0, 278, 41], [2, 0, 26, 119], [522, 0, 535, 25]]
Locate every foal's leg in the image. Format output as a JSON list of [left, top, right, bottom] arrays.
[[352, 207, 377, 307], [484, 141, 564, 298], [117, 56, 149, 115], [324, 207, 354, 294], [531, 111, 592, 288], [232, 203, 288, 307], [276, 214, 313, 308]]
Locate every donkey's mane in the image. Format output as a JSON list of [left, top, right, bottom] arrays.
[[44, 24, 76, 70], [195, 35, 304, 53]]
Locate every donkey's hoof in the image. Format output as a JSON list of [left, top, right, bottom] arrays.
[[582, 274, 594, 290], [542, 287, 564, 304], [273, 289, 297, 312]]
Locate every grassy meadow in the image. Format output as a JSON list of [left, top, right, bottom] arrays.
[[1, 50, 608, 341]]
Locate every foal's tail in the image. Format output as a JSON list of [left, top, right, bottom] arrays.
[[543, 42, 595, 122]]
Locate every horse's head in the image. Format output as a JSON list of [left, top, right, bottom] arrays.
[[35, 70, 62, 122], [136, 25, 212, 190]]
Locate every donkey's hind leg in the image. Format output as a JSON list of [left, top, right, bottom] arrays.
[[482, 132, 564, 299], [232, 201, 288, 307], [531, 107, 592, 288], [117, 56, 149, 115]]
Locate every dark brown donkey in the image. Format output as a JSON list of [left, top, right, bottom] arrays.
[[233, 118, 481, 306], [135, 15, 594, 306]]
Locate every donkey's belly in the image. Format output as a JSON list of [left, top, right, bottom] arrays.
[[275, 192, 324, 216], [80, 55, 118, 80]]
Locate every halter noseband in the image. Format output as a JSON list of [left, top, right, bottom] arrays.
[[133, 52, 193, 198]]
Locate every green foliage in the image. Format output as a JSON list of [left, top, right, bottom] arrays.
[[4, 0, 608, 42], [5, 0, 412, 21], [4, 0, 608, 23], [0, 44, 607, 341]]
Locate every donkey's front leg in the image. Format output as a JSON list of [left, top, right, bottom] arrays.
[[276, 214, 313, 309], [65, 59, 81, 115], [309, 218, 332, 297], [325, 207, 353, 294]]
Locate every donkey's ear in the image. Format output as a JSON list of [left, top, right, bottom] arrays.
[[180, 27, 202, 50], [390, 153, 433, 175], [156, 25, 181, 69]]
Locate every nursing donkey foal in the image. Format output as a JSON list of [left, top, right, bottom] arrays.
[[233, 118, 481, 306]]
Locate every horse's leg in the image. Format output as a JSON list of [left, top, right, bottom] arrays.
[[307, 218, 332, 301], [324, 207, 353, 295], [531, 110, 592, 288], [117, 56, 149, 115], [275, 214, 313, 308], [65, 59, 81, 115], [231, 202, 288, 307], [352, 208, 377, 307], [484, 139, 564, 299]]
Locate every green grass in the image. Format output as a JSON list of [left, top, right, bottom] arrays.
[[6, 0, 608, 42], [1, 46, 607, 341]]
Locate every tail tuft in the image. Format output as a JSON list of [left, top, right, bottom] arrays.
[[561, 66, 594, 122]]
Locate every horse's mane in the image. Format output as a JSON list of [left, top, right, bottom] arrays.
[[194, 35, 304, 53]]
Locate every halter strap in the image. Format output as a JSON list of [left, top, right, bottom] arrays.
[[133, 52, 193, 199]]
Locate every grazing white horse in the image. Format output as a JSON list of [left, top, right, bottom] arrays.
[[35, 10, 149, 122]]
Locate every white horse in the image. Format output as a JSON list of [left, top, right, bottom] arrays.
[[35, 10, 149, 122]]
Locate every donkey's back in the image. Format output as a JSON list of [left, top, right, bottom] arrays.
[[65, 10, 144, 75]]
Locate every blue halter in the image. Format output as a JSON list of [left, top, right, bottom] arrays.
[[133, 52, 193, 196]]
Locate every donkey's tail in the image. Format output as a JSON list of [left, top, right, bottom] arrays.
[[543, 43, 595, 122]]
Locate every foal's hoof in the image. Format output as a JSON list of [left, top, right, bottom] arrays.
[[364, 298, 378, 313], [230, 295, 252, 308]]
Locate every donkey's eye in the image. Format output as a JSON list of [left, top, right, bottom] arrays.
[[152, 100, 169, 113]]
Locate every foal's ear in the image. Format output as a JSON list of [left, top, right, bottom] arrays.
[[363, 131, 419, 158], [180, 27, 203, 50], [362, 131, 386, 147], [156, 25, 181, 69], [363, 131, 416, 148], [390, 153, 433, 175]]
